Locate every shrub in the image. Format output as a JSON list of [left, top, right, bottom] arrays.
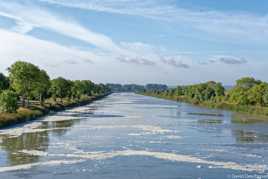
[[0, 90, 18, 113]]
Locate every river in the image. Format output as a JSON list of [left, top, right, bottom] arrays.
[[0, 93, 267, 179]]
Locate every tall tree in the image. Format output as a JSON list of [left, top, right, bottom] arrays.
[[33, 70, 50, 105], [8, 61, 41, 106], [49, 77, 71, 102]]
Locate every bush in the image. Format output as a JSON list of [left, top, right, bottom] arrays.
[[0, 90, 18, 113]]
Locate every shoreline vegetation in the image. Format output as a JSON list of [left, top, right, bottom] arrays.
[[140, 78, 268, 123], [0, 61, 111, 128], [0, 94, 109, 128]]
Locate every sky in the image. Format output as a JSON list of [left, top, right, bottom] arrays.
[[0, 0, 267, 85]]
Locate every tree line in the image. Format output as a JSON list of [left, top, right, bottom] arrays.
[[0, 61, 110, 113], [107, 83, 168, 93], [143, 77, 268, 108]]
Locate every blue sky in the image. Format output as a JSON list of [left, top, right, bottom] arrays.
[[0, 0, 267, 85]]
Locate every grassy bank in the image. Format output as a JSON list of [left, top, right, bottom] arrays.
[[141, 93, 268, 119], [0, 93, 110, 128]]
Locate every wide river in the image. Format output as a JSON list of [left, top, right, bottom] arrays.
[[0, 93, 268, 179]]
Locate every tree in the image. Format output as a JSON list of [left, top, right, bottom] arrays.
[[263, 92, 268, 106], [0, 90, 18, 113], [236, 77, 261, 89], [214, 83, 225, 97], [175, 86, 184, 96], [49, 77, 71, 102], [0, 73, 9, 91], [247, 83, 268, 106], [33, 70, 50, 105], [227, 87, 249, 105], [8, 61, 41, 106], [71, 80, 84, 99]]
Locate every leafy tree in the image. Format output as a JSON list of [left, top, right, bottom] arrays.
[[8, 61, 41, 106], [214, 83, 225, 96], [70, 80, 94, 99], [0, 73, 9, 91], [0, 90, 18, 113], [71, 80, 84, 99], [227, 87, 249, 105], [49, 77, 71, 102], [175, 86, 184, 96], [263, 92, 268, 106], [236, 77, 261, 89], [33, 70, 50, 105], [247, 83, 268, 106]]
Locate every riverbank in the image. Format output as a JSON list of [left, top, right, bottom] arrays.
[[141, 93, 268, 122], [0, 93, 110, 128]]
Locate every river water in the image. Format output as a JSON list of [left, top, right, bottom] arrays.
[[0, 93, 268, 179]]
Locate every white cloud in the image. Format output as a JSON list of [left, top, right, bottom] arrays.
[[0, 1, 123, 53], [0, 28, 97, 71], [0, 1, 178, 64], [40, 0, 268, 41]]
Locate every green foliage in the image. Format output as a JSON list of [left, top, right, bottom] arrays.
[[9, 61, 40, 97], [0, 73, 9, 91], [236, 77, 261, 89], [227, 87, 249, 105], [228, 78, 268, 106], [181, 81, 225, 102], [143, 77, 268, 118], [0, 90, 18, 113], [71, 80, 94, 99], [144, 81, 225, 105], [247, 83, 268, 106], [0, 60, 110, 128], [50, 77, 71, 100], [8, 61, 51, 106], [7, 61, 109, 106], [33, 70, 50, 104]]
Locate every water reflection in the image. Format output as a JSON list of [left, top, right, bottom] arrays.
[[232, 113, 268, 124], [44, 119, 79, 137], [1, 131, 49, 165], [232, 129, 268, 144], [0, 105, 98, 166]]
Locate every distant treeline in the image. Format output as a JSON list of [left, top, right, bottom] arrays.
[[142, 77, 268, 116], [107, 83, 168, 93], [0, 61, 110, 113]]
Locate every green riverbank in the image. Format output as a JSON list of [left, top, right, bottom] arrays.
[[0, 93, 110, 128], [141, 93, 268, 123]]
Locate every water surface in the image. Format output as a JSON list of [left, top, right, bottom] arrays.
[[0, 93, 267, 179]]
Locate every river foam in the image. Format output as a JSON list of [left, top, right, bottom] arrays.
[[0, 124, 69, 138], [74, 124, 173, 135], [0, 159, 84, 173], [17, 149, 267, 173]]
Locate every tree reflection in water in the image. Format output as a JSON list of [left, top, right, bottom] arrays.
[[0, 116, 82, 166], [232, 129, 268, 144]]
